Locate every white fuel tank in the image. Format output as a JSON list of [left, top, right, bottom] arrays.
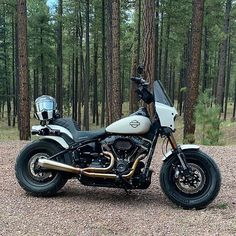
[[106, 115, 151, 134]]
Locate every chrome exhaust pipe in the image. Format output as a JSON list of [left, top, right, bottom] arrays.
[[38, 151, 115, 175], [38, 159, 81, 174], [38, 152, 146, 179]]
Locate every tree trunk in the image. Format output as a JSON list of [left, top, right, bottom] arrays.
[[216, 0, 232, 112], [33, 68, 39, 101], [15, 8, 20, 129], [155, 0, 159, 81], [183, 0, 204, 143], [93, 29, 99, 125], [202, 26, 209, 92], [72, 51, 76, 120], [74, 6, 79, 122], [40, 27, 46, 95], [78, 9, 84, 125], [17, 0, 30, 140], [56, 0, 63, 115], [3, 10, 11, 127], [158, 6, 164, 82], [106, 0, 113, 125], [101, 0, 106, 127], [83, 0, 90, 130], [224, 34, 231, 121], [232, 80, 236, 121], [143, 0, 156, 116], [111, 0, 122, 122], [163, 8, 171, 90], [129, 0, 141, 113], [12, 11, 16, 127]]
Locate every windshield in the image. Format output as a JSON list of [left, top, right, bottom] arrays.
[[153, 80, 173, 107]]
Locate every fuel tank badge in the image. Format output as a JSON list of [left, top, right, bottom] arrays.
[[129, 120, 140, 128]]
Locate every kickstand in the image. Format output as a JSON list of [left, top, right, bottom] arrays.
[[117, 174, 132, 195]]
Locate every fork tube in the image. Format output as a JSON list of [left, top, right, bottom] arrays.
[[168, 132, 188, 170], [168, 133, 178, 150]]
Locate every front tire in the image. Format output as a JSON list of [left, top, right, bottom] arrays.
[[15, 140, 68, 196], [160, 149, 221, 209]]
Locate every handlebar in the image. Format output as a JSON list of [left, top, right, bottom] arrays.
[[130, 77, 153, 104], [130, 77, 148, 86]]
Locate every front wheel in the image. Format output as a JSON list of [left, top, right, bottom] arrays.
[[15, 140, 68, 196], [160, 149, 221, 209]]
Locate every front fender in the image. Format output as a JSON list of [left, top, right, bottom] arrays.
[[162, 144, 200, 161]]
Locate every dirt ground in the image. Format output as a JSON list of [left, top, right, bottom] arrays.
[[0, 141, 236, 236]]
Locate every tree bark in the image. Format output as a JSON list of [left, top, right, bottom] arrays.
[[106, 0, 113, 125], [111, 0, 122, 122], [202, 26, 209, 92], [183, 0, 204, 143], [129, 0, 141, 113], [40, 27, 46, 95], [158, 6, 164, 82], [216, 0, 232, 112], [17, 0, 30, 140], [163, 5, 171, 90], [143, 0, 156, 116], [3, 10, 11, 127], [224, 34, 231, 121], [93, 29, 99, 125], [155, 0, 159, 81], [12, 11, 16, 127], [56, 0, 63, 115], [78, 9, 84, 125], [83, 0, 90, 130], [232, 80, 236, 121]]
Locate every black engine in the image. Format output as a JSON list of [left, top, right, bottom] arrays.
[[101, 135, 150, 175], [71, 135, 151, 189]]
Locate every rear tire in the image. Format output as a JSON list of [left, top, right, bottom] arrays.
[[160, 149, 221, 209], [15, 140, 68, 196]]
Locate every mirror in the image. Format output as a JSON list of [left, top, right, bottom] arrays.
[[137, 65, 144, 75]]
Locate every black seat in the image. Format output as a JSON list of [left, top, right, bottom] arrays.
[[73, 129, 106, 142], [50, 118, 106, 142]]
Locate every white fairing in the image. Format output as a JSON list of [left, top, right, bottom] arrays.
[[106, 115, 151, 134], [155, 102, 178, 130], [162, 144, 200, 161], [32, 125, 73, 149]]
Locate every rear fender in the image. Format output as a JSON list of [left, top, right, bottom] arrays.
[[32, 125, 72, 149], [162, 144, 200, 161], [37, 136, 69, 149]]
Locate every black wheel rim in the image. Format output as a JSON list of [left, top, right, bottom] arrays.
[[175, 163, 206, 194], [24, 151, 58, 185]]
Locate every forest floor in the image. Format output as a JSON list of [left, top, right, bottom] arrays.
[[0, 141, 236, 236]]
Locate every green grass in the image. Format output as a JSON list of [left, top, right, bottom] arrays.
[[1, 101, 236, 145], [217, 202, 229, 209]]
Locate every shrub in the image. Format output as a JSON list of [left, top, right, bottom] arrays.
[[196, 90, 221, 145]]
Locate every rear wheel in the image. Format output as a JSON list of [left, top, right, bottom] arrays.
[[160, 149, 221, 209], [15, 140, 68, 196]]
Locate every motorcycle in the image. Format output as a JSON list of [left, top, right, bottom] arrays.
[[15, 68, 221, 209]]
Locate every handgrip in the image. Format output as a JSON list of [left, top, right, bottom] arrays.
[[130, 77, 147, 85]]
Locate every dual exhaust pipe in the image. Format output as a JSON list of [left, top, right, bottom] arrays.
[[38, 151, 145, 180]]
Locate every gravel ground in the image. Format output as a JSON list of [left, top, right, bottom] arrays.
[[0, 141, 236, 236]]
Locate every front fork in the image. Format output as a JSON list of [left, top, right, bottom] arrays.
[[168, 132, 190, 172]]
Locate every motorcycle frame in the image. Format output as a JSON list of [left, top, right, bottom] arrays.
[[34, 115, 181, 180]]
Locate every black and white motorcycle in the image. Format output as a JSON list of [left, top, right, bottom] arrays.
[[15, 69, 221, 209]]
